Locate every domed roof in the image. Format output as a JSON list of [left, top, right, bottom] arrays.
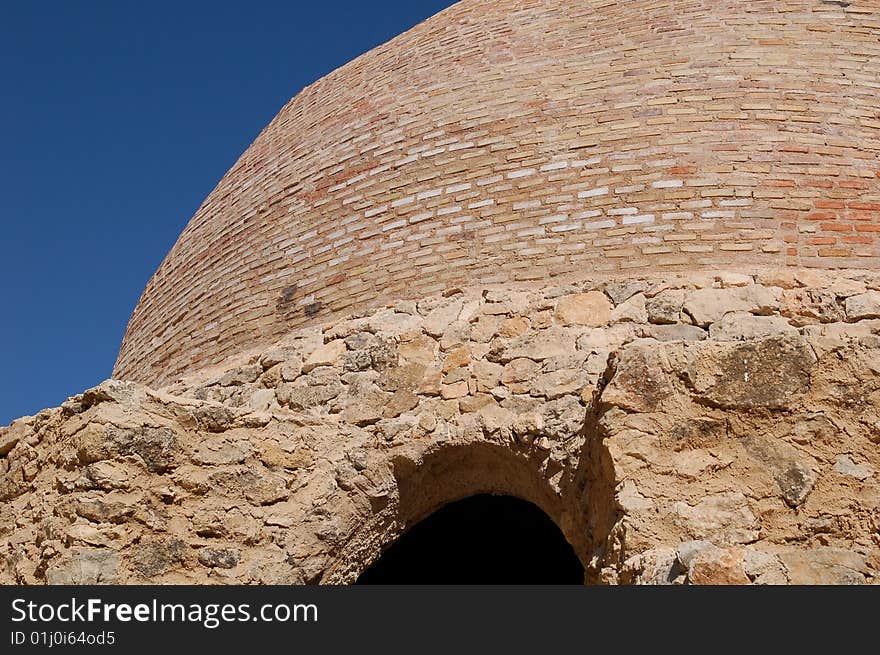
[[115, 0, 880, 385]]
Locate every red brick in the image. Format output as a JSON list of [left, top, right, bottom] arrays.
[[805, 212, 837, 221], [818, 248, 852, 257], [805, 180, 835, 189], [814, 200, 845, 210]]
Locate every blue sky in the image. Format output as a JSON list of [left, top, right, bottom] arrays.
[[0, 0, 457, 425]]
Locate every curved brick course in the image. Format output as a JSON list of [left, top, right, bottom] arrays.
[[115, 0, 880, 385]]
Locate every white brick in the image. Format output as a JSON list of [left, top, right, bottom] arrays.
[[622, 214, 655, 225], [538, 213, 568, 224], [365, 205, 388, 219], [394, 154, 419, 167], [391, 196, 415, 208], [540, 161, 569, 172], [381, 219, 407, 232], [550, 222, 581, 233], [585, 219, 616, 230], [478, 174, 504, 186], [409, 212, 434, 224], [572, 209, 603, 220], [578, 186, 609, 198]]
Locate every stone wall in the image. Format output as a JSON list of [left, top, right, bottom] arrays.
[[115, 0, 880, 386], [4, 269, 878, 584]]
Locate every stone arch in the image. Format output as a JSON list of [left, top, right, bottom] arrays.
[[320, 435, 618, 584], [354, 493, 585, 584]]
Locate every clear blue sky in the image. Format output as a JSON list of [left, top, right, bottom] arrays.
[[0, 0, 457, 425]]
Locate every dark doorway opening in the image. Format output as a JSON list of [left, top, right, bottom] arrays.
[[355, 494, 584, 584]]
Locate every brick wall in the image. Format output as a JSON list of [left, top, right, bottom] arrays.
[[115, 0, 880, 385]]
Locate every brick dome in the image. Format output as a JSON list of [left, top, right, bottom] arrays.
[[115, 0, 880, 385]]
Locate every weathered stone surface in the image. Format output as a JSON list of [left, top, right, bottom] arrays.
[[671, 492, 759, 545], [602, 342, 673, 413], [276, 382, 343, 410], [132, 539, 187, 577], [756, 270, 799, 290], [442, 346, 471, 373], [686, 336, 816, 410], [423, 299, 463, 337], [3, 270, 879, 586], [845, 291, 880, 322], [646, 323, 707, 342], [499, 328, 575, 362], [708, 312, 796, 341], [555, 292, 612, 327], [341, 387, 387, 426], [46, 549, 119, 585], [193, 432, 253, 465], [397, 334, 438, 366], [781, 288, 844, 325], [684, 286, 781, 328], [532, 368, 588, 400], [741, 435, 818, 507], [302, 340, 347, 373], [75, 493, 140, 524], [688, 547, 750, 585], [384, 389, 420, 418], [742, 550, 788, 585], [609, 293, 647, 324], [779, 548, 868, 585], [0, 421, 29, 456], [834, 456, 874, 481], [280, 357, 303, 382], [219, 364, 261, 386], [496, 316, 529, 339], [472, 360, 503, 392], [459, 394, 494, 414], [260, 346, 300, 370], [604, 280, 647, 305], [441, 381, 469, 400], [646, 290, 686, 325], [198, 547, 240, 569], [501, 358, 540, 393], [718, 273, 753, 288]]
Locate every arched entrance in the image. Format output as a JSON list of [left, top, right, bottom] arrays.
[[356, 494, 585, 584]]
